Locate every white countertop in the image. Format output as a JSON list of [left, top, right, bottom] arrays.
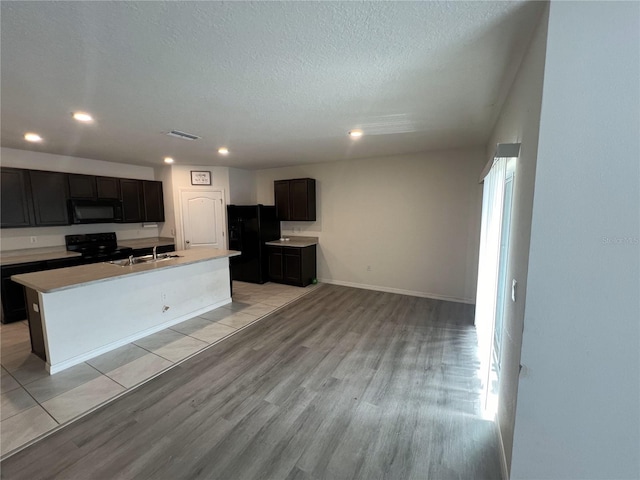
[[1, 246, 82, 266], [265, 236, 319, 248], [12, 248, 240, 293]]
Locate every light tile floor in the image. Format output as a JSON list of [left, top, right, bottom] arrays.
[[0, 281, 318, 458]]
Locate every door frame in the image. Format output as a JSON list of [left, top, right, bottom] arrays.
[[492, 162, 516, 377], [475, 143, 520, 420], [177, 188, 227, 251]]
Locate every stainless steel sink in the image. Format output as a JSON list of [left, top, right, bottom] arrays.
[[107, 254, 182, 266]]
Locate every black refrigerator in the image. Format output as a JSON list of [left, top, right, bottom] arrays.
[[227, 205, 281, 284]]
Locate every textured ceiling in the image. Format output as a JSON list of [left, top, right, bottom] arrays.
[[1, 1, 544, 169]]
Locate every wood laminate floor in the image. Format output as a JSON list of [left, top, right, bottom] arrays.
[[0, 281, 317, 457], [0, 284, 502, 480]]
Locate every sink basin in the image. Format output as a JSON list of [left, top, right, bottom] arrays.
[[107, 254, 182, 267]]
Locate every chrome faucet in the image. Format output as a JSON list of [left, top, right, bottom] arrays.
[[128, 255, 134, 266], [153, 246, 157, 260]]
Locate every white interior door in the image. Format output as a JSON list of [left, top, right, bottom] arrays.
[[180, 190, 225, 249]]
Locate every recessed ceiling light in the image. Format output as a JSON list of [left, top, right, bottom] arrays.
[[72, 112, 93, 123], [24, 132, 43, 142], [218, 147, 229, 155], [164, 157, 174, 164], [348, 129, 363, 138]]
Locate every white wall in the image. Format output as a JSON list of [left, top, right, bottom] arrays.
[[255, 148, 485, 303], [1, 148, 154, 179], [511, 2, 640, 479], [485, 5, 548, 472], [228, 167, 256, 205], [0, 148, 160, 250]]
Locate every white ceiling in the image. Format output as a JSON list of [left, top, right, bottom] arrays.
[[1, 1, 544, 170]]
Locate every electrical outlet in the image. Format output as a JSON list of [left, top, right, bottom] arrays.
[[161, 292, 167, 301], [30, 236, 37, 244], [367, 265, 371, 272]]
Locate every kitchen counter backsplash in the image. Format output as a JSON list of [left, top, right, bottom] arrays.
[[1, 237, 175, 266], [0, 224, 162, 252], [117, 237, 175, 249]]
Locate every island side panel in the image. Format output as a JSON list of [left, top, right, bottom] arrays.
[[39, 257, 231, 373], [24, 287, 47, 361]]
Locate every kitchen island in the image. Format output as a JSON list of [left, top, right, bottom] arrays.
[[11, 248, 240, 374]]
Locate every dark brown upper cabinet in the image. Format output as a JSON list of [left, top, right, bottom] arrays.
[[142, 181, 165, 222], [68, 174, 97, 199], [1, 167, 34, 228], [274, 178, 316, 221], [120, 179, 144, 223], [29, 170, 70, 226], [120, 179, 164, 223], [0, 168, 165, 227], [70, 175, 121, 200], [96, 177, 120, 199], [274, 180, 290, 220]]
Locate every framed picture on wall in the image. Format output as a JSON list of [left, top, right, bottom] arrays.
[[191, 171, 211, 185]]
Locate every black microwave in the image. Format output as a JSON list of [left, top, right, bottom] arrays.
[[69, 199, 123, 224]]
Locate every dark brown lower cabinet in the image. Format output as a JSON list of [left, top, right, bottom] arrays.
[[267, 245, 316, 287], [268, 247, 284, 282], [1, 261, 48, 323]]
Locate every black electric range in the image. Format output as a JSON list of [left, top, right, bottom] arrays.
[[65, 232, 134, 263]]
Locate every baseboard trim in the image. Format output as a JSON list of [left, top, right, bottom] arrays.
[[317, 278, 475, 304], [495, 417, 509, 480]]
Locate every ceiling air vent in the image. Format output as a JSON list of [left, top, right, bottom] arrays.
[[166, 130, 200, 141]]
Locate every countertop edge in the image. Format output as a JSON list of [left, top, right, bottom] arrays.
[[264, 235, 319, 247], [264, 241, 318, 247], [1, 250, 83, 267]]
